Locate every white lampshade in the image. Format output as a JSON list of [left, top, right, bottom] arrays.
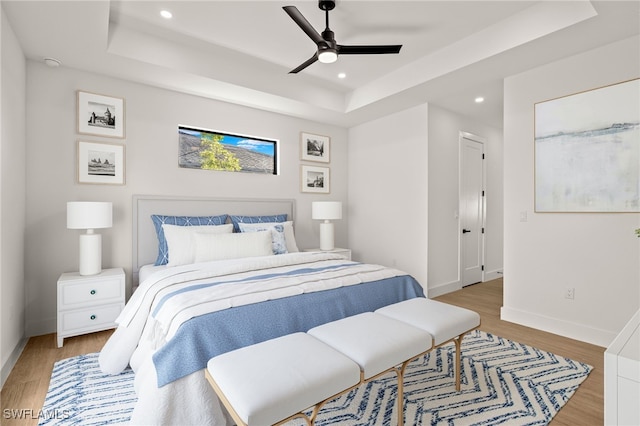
[[67, 202, 112, 275], [67, 202, 112, 230], [312, 201, 342, 221]]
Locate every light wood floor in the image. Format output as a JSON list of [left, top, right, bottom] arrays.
[[1, 330, 113, 425], [1, 278, 604, 425]]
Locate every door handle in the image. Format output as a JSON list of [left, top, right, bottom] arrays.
[[462, 229, 471, 234]]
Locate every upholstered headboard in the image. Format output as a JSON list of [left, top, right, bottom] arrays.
[[132, 195, 295, 283]]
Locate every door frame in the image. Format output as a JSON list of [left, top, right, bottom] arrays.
[[458, 131, 486, 287]]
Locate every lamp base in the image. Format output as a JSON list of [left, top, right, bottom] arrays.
[[319, 221, 335, 251], [79, 232, 102, 276]]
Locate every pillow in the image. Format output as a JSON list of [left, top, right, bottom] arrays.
[[239, 223, 287, 255], [229, 214, 287, 232], [237, 221, 299, 254], [193, 231, 273, 262], [163, 223, 233, 266], [151, 214, 228, 265]]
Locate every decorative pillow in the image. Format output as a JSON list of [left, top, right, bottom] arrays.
[[239, 223, 287, 255], [193, 230, 273, 262], [163, 223, 233, 266], [151, 214, 228, 265], [229, 214, 287, 232], [237, 221, 299, 254]]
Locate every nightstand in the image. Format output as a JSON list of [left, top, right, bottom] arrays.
[[57, 267, 125, 348], [303, 248, 352, 260]]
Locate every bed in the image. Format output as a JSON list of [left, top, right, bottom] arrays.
[[98, 195, 425, 425]]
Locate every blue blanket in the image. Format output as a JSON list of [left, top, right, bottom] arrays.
[[153, 275, 424, 387]]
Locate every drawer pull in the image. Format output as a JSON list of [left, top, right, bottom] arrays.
[[90, 289, 97, 295], [90, 315, 96, 320]]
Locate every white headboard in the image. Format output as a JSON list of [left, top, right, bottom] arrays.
[[132, 195, 295, 283]]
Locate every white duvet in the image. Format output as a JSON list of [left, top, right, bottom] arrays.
[[99, 252, 406, 425]]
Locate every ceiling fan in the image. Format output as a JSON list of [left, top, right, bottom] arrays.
[[283, 0, 402, 74]]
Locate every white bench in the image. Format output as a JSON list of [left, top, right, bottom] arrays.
[[205, 298, 480, 425], [308, 312, 433, 426], [376, 298, 481, 391], [205, 332, 361, 426]]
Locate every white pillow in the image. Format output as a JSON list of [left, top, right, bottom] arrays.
[[162, 223, 233, 266], [238, 222, 287, 254], [236, 221, 299, 253], [193, 230, 273, 262]]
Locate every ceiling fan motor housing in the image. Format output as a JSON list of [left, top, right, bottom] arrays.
[[321, 29, 336, 48]]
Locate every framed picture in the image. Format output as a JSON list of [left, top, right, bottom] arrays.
[[178, 126, 278, 175], [301, 165, 330, 194], [300, 132, 330, 163], [77, 91, 125, 139], [77, 141, 125, 185], [534, 78, 639, 212]]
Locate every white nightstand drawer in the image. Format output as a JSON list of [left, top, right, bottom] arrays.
[[57, 267, 125, 347], [60, 278, 123, 307], [60, 303, 123, 333]]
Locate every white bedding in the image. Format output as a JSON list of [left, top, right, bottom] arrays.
[[99, 252, 413, 425], [138, 263, 167, 283]]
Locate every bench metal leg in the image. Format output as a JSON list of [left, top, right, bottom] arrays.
[[454, 336, 462, 391], [431, 328, 478, 393]]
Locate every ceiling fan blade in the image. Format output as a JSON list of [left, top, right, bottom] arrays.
[[338, 44, 402, 55], [283, 6, 324, 46], [289, 53, 319, 74]]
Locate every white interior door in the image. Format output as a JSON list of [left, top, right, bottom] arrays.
[[460, 135, 485, 287]]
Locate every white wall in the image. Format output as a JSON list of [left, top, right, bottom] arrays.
[[347, 103, 503, 296], [503, 35, 640, 347], [1, 8, 27, 385], [24, 63, 348, 337], [427, 105, 503, 296], [348, 104, 429, 288]]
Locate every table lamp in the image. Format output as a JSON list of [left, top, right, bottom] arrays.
[[312, 201, 342, 251], [67, 201, 112, 275]]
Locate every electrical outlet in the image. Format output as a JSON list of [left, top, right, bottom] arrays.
[[565, 287, 575, 300]]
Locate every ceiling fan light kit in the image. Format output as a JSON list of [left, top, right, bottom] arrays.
[[284, 0, 402, 73], [318, 50, 337, 64]]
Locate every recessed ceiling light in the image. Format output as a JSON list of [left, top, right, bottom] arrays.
[[160, 10, 173, 19], [338, 73, 346, 79], [475, 97, 485, 103]]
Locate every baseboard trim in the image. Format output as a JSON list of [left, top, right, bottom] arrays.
[[26, 316, 56, 338], [484, 269, 503, 282], [1, 337, 27, 389], [428, 271, 504, 298], [500, 306, 616, 347], [428, 280, 462, 298]]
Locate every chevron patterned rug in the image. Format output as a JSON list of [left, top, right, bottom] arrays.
[[40, 330, 592, 425]]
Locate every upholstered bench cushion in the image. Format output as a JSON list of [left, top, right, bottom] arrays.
[[375, 298, 480, 346], [206, 332, 361, 425], [308, 312, 433, 379]]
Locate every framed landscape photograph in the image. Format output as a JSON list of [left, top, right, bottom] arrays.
[[77, 141, 125, 185], [534, 78, 639, 212], [77, 91, 125, 138], [178, 126, 278, 175], [300, 132, 330, 163], [301, 165, 330, 194]]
